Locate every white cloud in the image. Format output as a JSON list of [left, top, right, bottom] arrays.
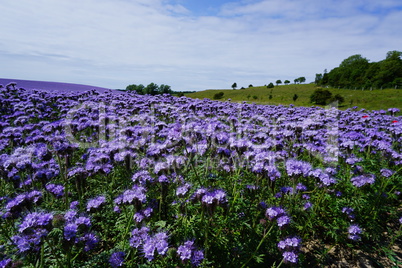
[[0, 0, 401, 90]]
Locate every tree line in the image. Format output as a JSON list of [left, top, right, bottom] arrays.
[[231, 77, 306, 90], [126, 83, 173, 95], [316, 51, 402, 89]]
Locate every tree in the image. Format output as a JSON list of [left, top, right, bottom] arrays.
[[144, 83, 159, 95], [126, 84, 145, 94], [159, 84, 172, 94], [310, 88, 333, 105], [248, 84, 253, 88], [294, 78, 299, 84], [267, 82, 274, 88], [213, 92, 224, 100], [293, 94, 298, 102], [232, 83, 237, 90], [315, 73, 323, 85], [330, 94, 345, 105], [284, 80, 290, 85], [276, 80, 282, 86], [298, 77, 306, 83]]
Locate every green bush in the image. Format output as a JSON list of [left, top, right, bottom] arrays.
[[310, 88, 333, 105], [213, 92, 224, 100]]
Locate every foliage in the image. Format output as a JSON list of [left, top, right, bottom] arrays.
[[276, 80, 282, 86], [310, 88, 333, 105], [232, 83, 237, 90], [294, 77, 306, 84], [321, 51, 402, 89], [267, 83, 275, 88], [126, 83, 172, 95], [213, 91, 225, 99]]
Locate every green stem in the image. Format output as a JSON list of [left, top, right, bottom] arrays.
[[44, 238, 64, 268], [39, 243, 45, 268], [241, 224, 274, 268]]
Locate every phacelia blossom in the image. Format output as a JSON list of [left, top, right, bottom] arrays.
[[45, 184, 65, 198], [177, 240, 204, 267], [351, 174, 375, 187], [86, 195, 106, 212], [176, 183, 191, 197], [277, 236, 302, 264], [109, 251, 125, 268], [348, 224, 362, 240], [286, 159, 312, 177], [18, 212, 53, 233], [266, 206, 291, 228], [142, 232, 169, 261]]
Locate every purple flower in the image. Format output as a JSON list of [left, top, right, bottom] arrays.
[[0, 258, 12, 268], [64, 223, 78, 241], [64, 210, 77, 222], [177, 240, 194, 261], [351, 174, 375, 187], [176, 183, 191, 197], [199, 189, 228, 208], [12, 228, 49, 253], [80, 232, 99, 251], [109, 251, 125, 268], [296, 183, 307, 192], [191, 250, 204, 267], [348, 224, 362, 240], [132, 170, 153, 185], [142, 232, 169, 261], [277, 215, 291, 227], [303, 202, 312, 211], [380, 169, 394, 178], [129, 227, 150, 248], [70, 201, 79, 210], [75, 216, 91, 227], [278, 236, 302, 250], [282, 251, 299, 264], [18, 212, 53, 233], [265, 206, 285, 220], [177, 239, 204, 266], [286, 159, 312, 177], [117, 185, 147, 205], [278, 236, 301, 264], [45, 183, 64, 198], [86, 195, 106, 212], [266, 206, 291, 227], [342, 207, 355, 219]]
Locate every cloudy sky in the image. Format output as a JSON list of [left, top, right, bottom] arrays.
[[1, 0, 402, 91]]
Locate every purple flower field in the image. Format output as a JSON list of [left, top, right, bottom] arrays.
[[0, 82, 401, 267]]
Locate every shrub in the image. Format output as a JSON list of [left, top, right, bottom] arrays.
[[310, 88, 332, 105], [213, 92, 224, 100]]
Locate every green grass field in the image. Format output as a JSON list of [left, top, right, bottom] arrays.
[[185, 84, 402, 111]]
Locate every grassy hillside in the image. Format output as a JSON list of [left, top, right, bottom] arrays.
[[185, 84, 402, 110]]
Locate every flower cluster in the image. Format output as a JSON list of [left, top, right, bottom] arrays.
[[177, 240, 204, 267], [277, 236, 302, 264], [63, 208, 98, 251], [11, 212, 53, 252], [129, 227, 169, 261], [265, 206, 291, 228], [351, 174, 375, 187]]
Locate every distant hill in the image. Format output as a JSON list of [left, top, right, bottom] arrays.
[[0, 78, 111, 92], [185, 84, 402, 111]]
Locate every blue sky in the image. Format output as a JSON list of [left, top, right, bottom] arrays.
[[1, 0, 402, 91]]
